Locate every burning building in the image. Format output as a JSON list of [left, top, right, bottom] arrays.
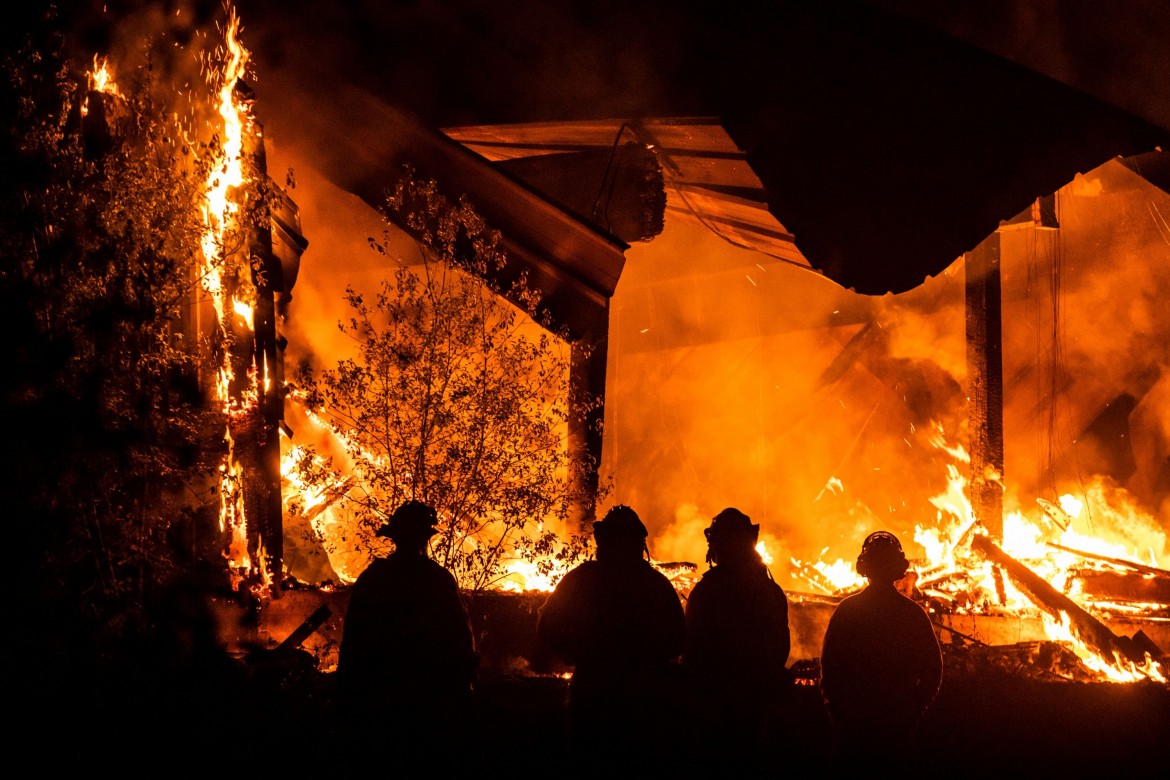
[[59, 0, 1170, 692], [20, 0, 1170, 771], [214, 1, 1170, 688]]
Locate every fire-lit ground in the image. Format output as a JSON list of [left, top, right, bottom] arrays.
[[172, 569, 1165, 776], [49, 605, 1169, 775]]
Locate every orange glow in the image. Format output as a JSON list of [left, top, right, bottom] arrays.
[[250, 12, 1166, 684], [908, 430, 1167, 681]]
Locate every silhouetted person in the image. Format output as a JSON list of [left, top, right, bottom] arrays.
[[537, 505, 686, 774], [684, 507, 792, 774], [336, 500, 477, 761], [819, 531, 943, 774]]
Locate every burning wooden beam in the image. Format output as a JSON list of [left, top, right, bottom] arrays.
[[1047, 542, 1170, 578], [275, 603, 332, 654], [969, 534, 1161, 667], [1047, 543, 1170, 606], [1072, 570, 1170, 606]]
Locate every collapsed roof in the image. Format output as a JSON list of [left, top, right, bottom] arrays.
[[242, 0, 1170, 297]]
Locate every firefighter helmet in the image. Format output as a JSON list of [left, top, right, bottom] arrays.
[[376, 500, 440, 540], [855, 530, 909, 581]]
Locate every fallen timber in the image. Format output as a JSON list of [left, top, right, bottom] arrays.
[[969, 534, 1164, 668], [1047, 541, 1170, 578], [1073, 570, 1170, 606]]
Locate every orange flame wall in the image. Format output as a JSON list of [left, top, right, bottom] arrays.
[[609, 159, 1170, 591]]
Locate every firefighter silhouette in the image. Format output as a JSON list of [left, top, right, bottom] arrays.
[[336, 500, 477, 760], [537, 505, 686, 773], [684, 507, 792, 773], [818, 530, 943, 773]]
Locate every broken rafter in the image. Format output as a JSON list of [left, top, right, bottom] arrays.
[[1046, 542, 1170, 578], [970, 534, 1159, 666]]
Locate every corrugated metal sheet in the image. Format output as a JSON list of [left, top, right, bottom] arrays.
[[443, 118, 816, 273]]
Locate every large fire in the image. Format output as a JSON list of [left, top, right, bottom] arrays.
[[279, 394, 1167, 681], [192, 5, 267, 592], [783, 426, 1168, 683], [86, 4, 1168, 687]]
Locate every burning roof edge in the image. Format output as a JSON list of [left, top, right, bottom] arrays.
[[251, 72, 628, 340]]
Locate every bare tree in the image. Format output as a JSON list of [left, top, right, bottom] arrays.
[[292, 170, 601, 593]]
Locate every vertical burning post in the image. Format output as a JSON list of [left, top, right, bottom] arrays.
[[198, 6, 288, 595]]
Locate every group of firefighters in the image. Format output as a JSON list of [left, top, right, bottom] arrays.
[[336, 500, 944, 775]]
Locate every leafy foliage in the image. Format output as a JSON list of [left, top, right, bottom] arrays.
[[0, 11, 231, 640], [292, 170, 601, 592]]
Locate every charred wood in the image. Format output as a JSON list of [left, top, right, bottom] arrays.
[[494, 143, 665, 244], [275, 603, 332, 653], [965, 233, 1005, 540]]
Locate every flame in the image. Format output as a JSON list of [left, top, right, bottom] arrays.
[[87, 55, 121, 96], [903, 429, 1169, 681], [232, 298, 254, 329], [1043, 611, 1166, 684], [199, 7, 250, 275], [255, 535, 273, 597], [281, 434, 361, 583], [494, 559, 567, 593], [82, 54, 122, 117], [279, 401, 389, 583], [780, 424, 1169, 682], [197, 4, 262, 581]]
